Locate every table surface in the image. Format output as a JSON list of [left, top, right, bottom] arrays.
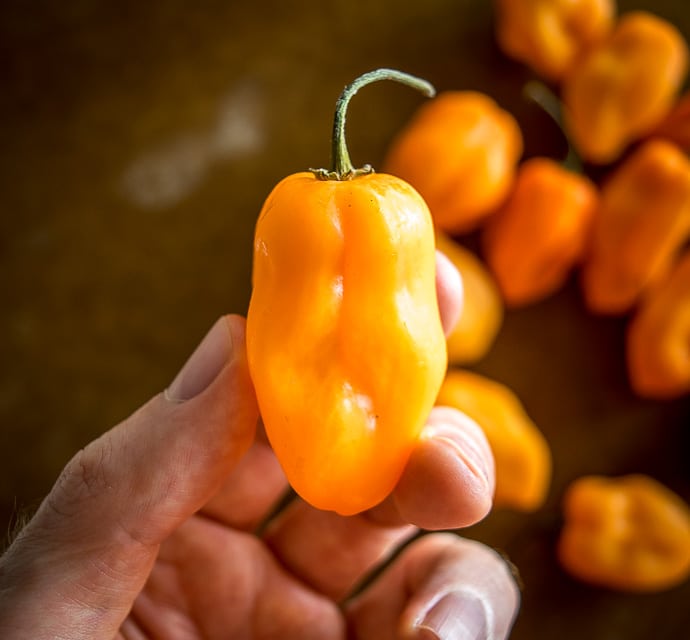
[[1, 1, 689, 638]]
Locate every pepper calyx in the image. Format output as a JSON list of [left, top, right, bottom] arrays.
[[309, 165, 375, 181]]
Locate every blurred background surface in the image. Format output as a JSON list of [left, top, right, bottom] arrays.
[[1, 0, 689, 637]]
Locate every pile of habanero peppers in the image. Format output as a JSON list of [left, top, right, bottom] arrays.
[[383, 0, 690, 593]]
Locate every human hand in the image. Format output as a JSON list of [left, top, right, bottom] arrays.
[[0, 252, 519, 639]]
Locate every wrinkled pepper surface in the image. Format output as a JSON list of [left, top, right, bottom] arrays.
[[384, 91, 523, 233], [435, 231, 503, 365], [436, 370, 551, 512], [582, 138, 690, 315], [483, 157, 598, 307], [246, 70, 447, 515], [558, 475, 690, 592], [563, 11, 688, 164], [627, 250, 690, 399], [495, 0, 615, 82]]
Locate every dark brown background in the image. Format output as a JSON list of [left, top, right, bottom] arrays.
[[1, 1, 689, 638]]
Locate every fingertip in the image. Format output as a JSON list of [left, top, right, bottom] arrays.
[[223, 313, 248, 355], [165, 316, 234, 402], [400, 535, 521, 640], [346, 532, 520, 640], [435, 250, 463, 336], [393, 407, 494, 530]]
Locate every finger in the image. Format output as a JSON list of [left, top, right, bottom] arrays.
[[0, 315, 259, 639], [345, 532, 520, 640], [261, 409, 493, 601], [262, 500, 416, 600], [117, 617, 148, 640], [130, 516, 344, 640], [436, 249, 463, 336], [367, 407, 494, 530], [200, 429, 288, 531]]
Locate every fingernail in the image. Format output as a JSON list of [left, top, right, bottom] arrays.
[[166, 317, 234, 402], [415, 592, 488, 640]]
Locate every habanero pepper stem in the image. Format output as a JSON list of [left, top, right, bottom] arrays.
[[522, 80, 582, 173], [312, 69, 436, 181]]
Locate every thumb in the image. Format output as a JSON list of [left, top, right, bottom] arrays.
[[0, 315, 258, 639]]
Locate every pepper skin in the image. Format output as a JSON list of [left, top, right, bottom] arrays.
[[246, 172, 446, 515], [483, 157, 598, 307], [494, 0, 615, 82], [436, 370, 551, 512], [384, 91, 523, 233], [435, 231, 503, 365], [581, 138, 690, 315], [558, 475, 690, 592], [627, 250, 690, 399], [562, 11, 688, 164]]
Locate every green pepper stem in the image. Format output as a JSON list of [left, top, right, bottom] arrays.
[[312, 68, 436, 181], [523, 80, 583, 173]]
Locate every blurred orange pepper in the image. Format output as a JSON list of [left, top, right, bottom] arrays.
[[436, 370, 551, 512], [582, 138, 690, 314], [558, 475, 690, 592], [494, 0, 615, 82], [483, 157, 598, 307], [563, 11, 688, 164], [626, 250, 690, 399], [651, 90, 690, 151], [435, 231, 503, 364], [384, 91, 523, 233], [247, 70, 447, 515]]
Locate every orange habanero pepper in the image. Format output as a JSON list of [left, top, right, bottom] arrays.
[[627, 249, 690, 399], [558, 475, 690, 592], [435, 231, 503, 365], [494, 0, 615, 83], [436, 370, 552, 512], [246, 70, 447, 516], [562, 11, 688, 164], [582, 138, 690, 315], [383, 91, 523, 234], [483, 157, 598, 307]]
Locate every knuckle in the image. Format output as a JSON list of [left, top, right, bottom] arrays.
[[51, 439, 114, 516]]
